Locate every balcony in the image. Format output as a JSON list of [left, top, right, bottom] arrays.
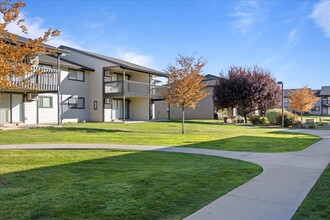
[[8, 67, 60, 91], [322, 99, 330, 106], [104, 80, 166, 99]]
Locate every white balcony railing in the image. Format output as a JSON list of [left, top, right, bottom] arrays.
[[8, 67, 60, 91]]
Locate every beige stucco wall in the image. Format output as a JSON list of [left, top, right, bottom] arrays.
[[155, 86, 215, 120], [130, 97, 149, 120]]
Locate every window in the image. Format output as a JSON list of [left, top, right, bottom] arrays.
[[68, 69, 85, 81], [311, 106, 320, 111], [68, 97, 85, 109], [39, 96, 53, 108]]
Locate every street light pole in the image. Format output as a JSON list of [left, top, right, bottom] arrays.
[[277, 81, 284, 127]]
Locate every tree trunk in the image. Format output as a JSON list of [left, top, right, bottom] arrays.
[[244, 113, 248, 124], [182, 106, 185, 134], [300, 110, 303, 122]]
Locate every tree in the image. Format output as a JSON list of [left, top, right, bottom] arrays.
[[288, 87, 318, 122], [0, 0, 60, 89], [160, 55, 208, 134], [214, 66, 281, 123]]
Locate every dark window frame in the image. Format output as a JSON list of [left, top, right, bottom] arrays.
[[68, 97, 85, 109], [68, 68, 85, 82], [311, 106, 320, 111], [38, 96, 53, 108]]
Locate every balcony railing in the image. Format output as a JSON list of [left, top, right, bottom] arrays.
[[8, 67, 60, 91], [322, 100, 330, 106], [104, 80, 166, 99]]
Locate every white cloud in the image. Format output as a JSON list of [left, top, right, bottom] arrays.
[[231, 0, 262, 34], [5, 12, 80, 48], [310, 0, 330, 37], [288, 28, 300, 47], [116, 47, 154, 67]]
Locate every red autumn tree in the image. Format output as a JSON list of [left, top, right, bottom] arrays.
[[214, 66, 281, 123], [0, 0, 60, 89], [160, 55, 208, 134]]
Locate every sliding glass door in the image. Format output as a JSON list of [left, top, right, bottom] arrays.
[[111, 99, 129, 120]]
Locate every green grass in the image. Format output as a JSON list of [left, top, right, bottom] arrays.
[[302, 115, 330, 123], [0, 150, 261, 219], [0, 120, 320, 152], [293, 163, 330, 220]]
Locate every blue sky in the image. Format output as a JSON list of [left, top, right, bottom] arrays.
[[8, 0, 330, 89]]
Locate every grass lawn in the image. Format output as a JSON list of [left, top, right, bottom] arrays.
[[292, 163, 330, 220], [0, 120, 320, 152], [0, 150, 261, 219], [302, 115, 330, 123]]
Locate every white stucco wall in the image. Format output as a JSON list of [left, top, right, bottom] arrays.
[[38, 93, 58, 124]]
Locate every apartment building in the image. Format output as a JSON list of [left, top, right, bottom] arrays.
[[0, 36, 166, 125], [283, 86, 330, 115], [154, 74, 220, 120]]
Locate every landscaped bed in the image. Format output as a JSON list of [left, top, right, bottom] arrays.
[[0, 150, 261, 219], [0, 120, 320, 152]]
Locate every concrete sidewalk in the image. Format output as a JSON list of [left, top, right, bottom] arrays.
[[1, 130, 329, 220]]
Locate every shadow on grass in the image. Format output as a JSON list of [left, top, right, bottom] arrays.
[[33, 127, 130, 133], [0, 150, 260, 220], [156, 120, 231, 126]]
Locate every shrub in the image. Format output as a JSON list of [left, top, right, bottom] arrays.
[[250, 116, 261, 125], [260, 117, 269, 124], [317, 122, 327, 126], [308, 124, 315, 129], [266, 109, 282, 124], [276, 112, 298, 127]]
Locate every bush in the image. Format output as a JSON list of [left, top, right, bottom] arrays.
[[250, 116, 261, 125], [308, 124, 315, 129], [276, 112, 298, 127], [260, 117, 269, 124], [266, 109, 282, 124]]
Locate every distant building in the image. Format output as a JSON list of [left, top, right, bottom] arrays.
[[154, 74, 230, 120], [283, 86, 330, 115]]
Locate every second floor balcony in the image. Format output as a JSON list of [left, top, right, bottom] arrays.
[[8, 67, 60, 92], [322, 99, 330, 106], [104, 80, 165, 99]]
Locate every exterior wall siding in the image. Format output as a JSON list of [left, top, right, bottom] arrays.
[[23, 100, 37, 124], [60, 49, 117, 122], [154, 85, 215, 120], [60, 68, 90, 122], [38, 93, 58, 124]]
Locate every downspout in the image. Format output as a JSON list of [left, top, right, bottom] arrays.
[[123, 69, 126, 123], [148, 74, 151, 121], [57, 54, 61, 125]]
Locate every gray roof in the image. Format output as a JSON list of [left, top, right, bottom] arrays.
[[284, 88, 322, 97], [2, 32, 69, 55], [283, 89, 293, 97], [312, 89, 321, 97], [39, 55, 95, 71], [320, 86, 330, 96], [203, 74, 219, 81], [59, 45, 166, 76]]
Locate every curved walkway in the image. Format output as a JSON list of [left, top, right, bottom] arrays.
[[1, 129, 329, 220]]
